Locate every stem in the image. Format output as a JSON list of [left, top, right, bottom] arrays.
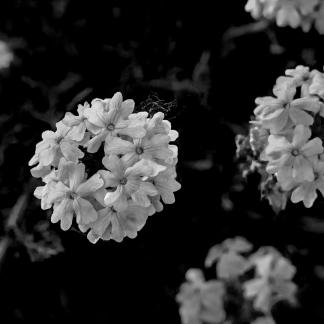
[[0, 179, 35, 270], [223, 20, 270, 42]]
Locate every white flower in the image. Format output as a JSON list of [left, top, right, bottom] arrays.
[[48, 161, 103, 230], [84, 92, 146, 153], [29, 121, 84, 176]]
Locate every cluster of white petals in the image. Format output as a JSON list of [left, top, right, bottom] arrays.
[[29, 92, 181, 243], [245, 0, 324, 34], [247, 65, 324, 209]]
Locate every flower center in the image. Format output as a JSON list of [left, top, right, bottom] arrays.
[[135, 146, 144, 155], [107, 123, 115, 131], [67, 191, 77, 199], [120, 177, 128, 185], [291, 148, 300, 156], [56, 136, 64, 144]]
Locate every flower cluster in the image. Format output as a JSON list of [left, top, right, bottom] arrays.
[[237, 65, 324, 210], [245, 0, 324, 34], [29, 92, 181, 243], [177, 237, 297, 324]]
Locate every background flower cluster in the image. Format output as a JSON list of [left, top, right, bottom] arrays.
[[237, 65, 324, 210], [29, 92, 180, 243], [245, 0, 324, 34], [177, 237, 296, 324]]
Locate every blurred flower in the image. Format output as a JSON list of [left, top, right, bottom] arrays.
[[177, 269, 226, 324], [178, 239, 298, 324], [263, 180, 289, 213], [251, 317, 276, 324], [205, 237, 252, 279], [244, 249, 297, 312], [0, 40, 13, 70], [315, 2, 324, 34], [245, 0, 263, 19], [245, 0, 322, 33]]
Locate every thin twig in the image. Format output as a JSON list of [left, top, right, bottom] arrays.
[[222, 20, 270, 42], [0, 179, 35, 270]]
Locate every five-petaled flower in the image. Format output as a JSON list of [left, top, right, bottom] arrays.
[[47, 160, 103, 230], [265, 125, 323, 187]]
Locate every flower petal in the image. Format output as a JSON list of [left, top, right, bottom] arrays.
[[289, 108, 313, 126], [104, 136, 135, 155], [102, 155, 125, 177], [73, 197, 98, 225], [292, 125, 311, 147], [38, 146, 58, 166], [126, 159, 166, 178], [69, 163, 86, 191], [97, 170, 119, 188], [66, 123, 87, 142], [301, 137, 323, 157], [47, 181, 70, 204], [30, 164, 51, 178], [292, 156, 314, 182], [118, 205, 149, 238], [290, 97, 320, 113], [121, 99, 135, 118], [60, 141, 84, 162], [76, 173, 104, 196], [86, 132, 107, 153], [51, 198, 74, 231], [117, 124, 146, 138], [104, 185, 123, 206], [291, 182, 317, 208]]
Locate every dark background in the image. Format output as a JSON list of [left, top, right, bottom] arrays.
[[1, 1, 324, 323]]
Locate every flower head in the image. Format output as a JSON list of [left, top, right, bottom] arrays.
[[30, 92, 180, 242]]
